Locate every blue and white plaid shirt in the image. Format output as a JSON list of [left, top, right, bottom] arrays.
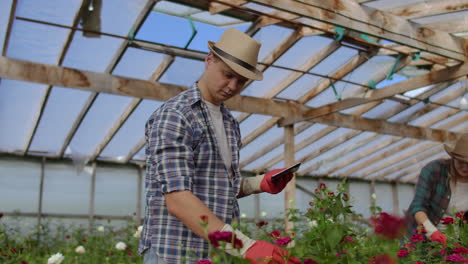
[[138, 84, 243, 264]]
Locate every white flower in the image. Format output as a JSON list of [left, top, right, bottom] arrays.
[[97, 226, 105, 232], [261, 211, 267, 217], [289, 199, 295, 206], [47, 252, 64, 264], [133, 226, 143, 238], [308, 220, 318, 227], [241, 213, 247, 219], [115, 241, 127, 251], [371, 193, 377, 200], [327, 218, 334, 223], [75, 245, 86, 254]]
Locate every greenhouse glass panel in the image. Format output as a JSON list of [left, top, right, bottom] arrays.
[[349, 181, 371, 218], [238, 195, 256, 219], [42, 163, 92, 214], [94, 166, 138, 216], [276, 74, 322, 101], [16, 0, 80, 26], [398, 184, 414, 215], [0, 80, 48, 152], [242, 144, 284, 171], [252, 25, 294, 62], [29, 87, 91, 154], [309, 46, 357, 76], [274, 35, 333, 69], [112, 48, 166, 79], [96, 0, 148, 36], [0, 158, 41, 212], [67, 93, 135, 158], [374, 182, 393, 214], [239, 114, 273, 137], [158, 57, 204, 87], [7, 19, 69, 64], [241, 67, 293, 98], [101, 100, 164, 159], [137, 11, 195, 48], [0, 0, 13, 51], [62, 32, 123, 72]]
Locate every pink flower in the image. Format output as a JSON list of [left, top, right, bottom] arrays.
[[398, 249, 409, 258], [404, 242, 416, 250], [414, 262, 424, 264], [342, 193, 349, 201], [275, 236, 292, 246], [303, 259, 318, 264], [270, 230, 281, 238], [327, 192, 335, 197], [441, 217, 455, 225], [319, 183, 327, 190], [197, 260, 214, 264], [371, 212, 407, 239], [410, 234, 425, 243], [342, 236, 355, 243], [208, 231, 243, 249], [453, 247, 468, 255], [446, 253, 468, 263]]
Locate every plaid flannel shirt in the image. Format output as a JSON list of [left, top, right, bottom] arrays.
[[138, 84, 242, 264], [407, 159, 451, 234]]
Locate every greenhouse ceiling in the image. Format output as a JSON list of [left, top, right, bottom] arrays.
[[0, 0, 467, 184]]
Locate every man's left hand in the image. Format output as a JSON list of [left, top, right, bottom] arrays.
[[260, 168, 294, 194]]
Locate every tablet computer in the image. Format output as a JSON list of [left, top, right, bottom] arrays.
[[271, 162, 301, 183]]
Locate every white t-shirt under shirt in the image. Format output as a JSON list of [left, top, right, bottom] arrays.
[[447, 181, 468, 215], [204, 100, 232, 173]]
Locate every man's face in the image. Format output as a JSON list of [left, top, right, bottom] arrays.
[[202, 53, 248, 105]]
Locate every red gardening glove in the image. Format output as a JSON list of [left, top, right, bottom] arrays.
[[430, 231, 447, 246], [245, 241, 301, 264], [260, 168, 294, 194]]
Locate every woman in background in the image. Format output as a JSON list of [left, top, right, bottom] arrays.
[[407, 133, 468, 244]]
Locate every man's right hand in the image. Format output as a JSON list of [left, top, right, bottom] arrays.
[[430, 230, 447, 246], [244, 240, 301, 264]]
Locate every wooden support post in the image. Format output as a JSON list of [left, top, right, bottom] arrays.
[[254, 193, 260, 223], [88, 162, 96, 232], [392, 182, 399, 216], [284, 125, 295, 235], [369, 180, 376, 215], [37, 157, 45, 241], [136, 165, 143, 225]]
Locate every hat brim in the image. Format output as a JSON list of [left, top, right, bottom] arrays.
[[444, 144, 468, 162], [208, 41, 263, 81]]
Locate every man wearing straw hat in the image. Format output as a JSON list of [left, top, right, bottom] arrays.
[[139, 28, 299, 264], [407, 133, 468, 244]]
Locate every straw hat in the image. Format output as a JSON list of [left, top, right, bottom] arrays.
[[444, 134, 468, 162], [208, 28, 263, 81]]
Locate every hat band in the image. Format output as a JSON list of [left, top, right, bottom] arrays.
[[212, 45, 260, 76], [451, 152, 468, 161]]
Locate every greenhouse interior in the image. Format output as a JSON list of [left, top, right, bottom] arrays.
[[0, 0, 467, 263]]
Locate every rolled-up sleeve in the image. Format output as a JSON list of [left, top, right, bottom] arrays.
[[408, 165, 434, 216], [147, 109, 194, 194]]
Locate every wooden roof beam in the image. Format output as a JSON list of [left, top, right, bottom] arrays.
[[387, 0, 468, 20], [279, 62, 468, 126], [246, 0, 466, 60], [0, 56, 462, 143]]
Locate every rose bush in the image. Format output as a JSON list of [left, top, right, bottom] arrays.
[[1, 181, 467, 263]]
